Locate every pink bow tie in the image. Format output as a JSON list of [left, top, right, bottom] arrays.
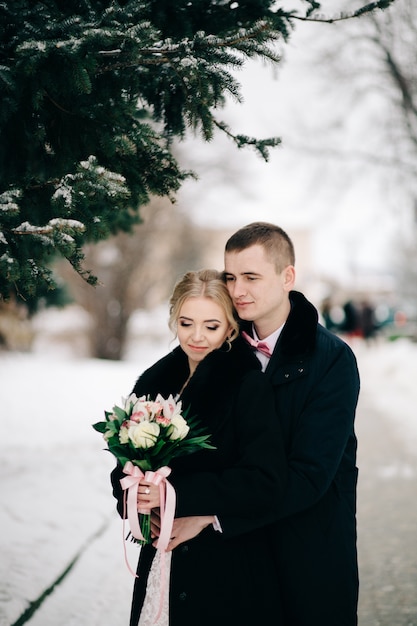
[[242, 331, 272, 357]]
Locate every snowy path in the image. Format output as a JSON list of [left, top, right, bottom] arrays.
[[0, 339, 416, 626], [0, 351, 154, 626]]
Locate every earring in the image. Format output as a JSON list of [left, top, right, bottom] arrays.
[[226, 337, 232, 352]]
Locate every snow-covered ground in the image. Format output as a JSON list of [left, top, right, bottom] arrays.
[[1, 336, 416, 626]]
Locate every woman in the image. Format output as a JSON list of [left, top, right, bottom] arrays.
[[111, 269, 286, 626]]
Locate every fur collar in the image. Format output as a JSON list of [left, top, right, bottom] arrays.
[[132, 335, 260, 401], [279, 291, 318, 357], [185, 335, 261, 394], [240, 290, 318, 358]]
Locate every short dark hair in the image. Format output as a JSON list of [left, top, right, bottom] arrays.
[[225, 222, 295, 271]]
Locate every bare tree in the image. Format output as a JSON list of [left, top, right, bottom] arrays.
[[57, 198, 207, 360], [278, 1, 417, 309], [394, 200, 417, 316], [313, 1, 417, 180], [333, 0, 417, 307]]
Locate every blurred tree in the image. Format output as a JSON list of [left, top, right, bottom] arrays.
[[314, 0, 417, 180], [0, 0, 395, 303], [362, 0, 417, 314], [56, 197, 207, 359], [394, 200, 417, 319], [308, 0, 417, 308]]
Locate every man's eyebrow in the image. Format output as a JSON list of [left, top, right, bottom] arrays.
[[224, 270, 261, 276]]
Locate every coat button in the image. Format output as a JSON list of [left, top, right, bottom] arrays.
[[284, 373, 289, 378], [298, 368, 304, 373], [179, 592, 187, 601], [180, 544, 189, 553]]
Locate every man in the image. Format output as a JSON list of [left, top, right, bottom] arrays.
[[145, 221, 359, 625], [223, 222, 360, 625]]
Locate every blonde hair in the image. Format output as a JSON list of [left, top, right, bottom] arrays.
[[169, 269, 239, 341]]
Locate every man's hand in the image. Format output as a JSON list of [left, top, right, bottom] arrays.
[[151, 512, 215, 551]]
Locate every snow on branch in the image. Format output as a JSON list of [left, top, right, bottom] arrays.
[[0, 189, 21, 215], [12, 218, 85, 237]]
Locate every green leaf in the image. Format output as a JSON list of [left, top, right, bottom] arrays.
[[92, 421, 106, 433], [112, 405, 128, 421]]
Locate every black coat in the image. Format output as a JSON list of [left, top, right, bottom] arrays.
[[241, 291, 360, 626], [111, 336, 287, 626]]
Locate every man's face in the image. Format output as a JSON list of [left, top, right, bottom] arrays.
[[224, 244, 294, 337]]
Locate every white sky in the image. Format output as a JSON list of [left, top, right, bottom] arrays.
[[175, 2, 407, 282]]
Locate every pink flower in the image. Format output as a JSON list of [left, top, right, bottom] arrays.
[[155, 393, 182, 421], [130, 399, 152, 422], [156, 414, 171, 427]]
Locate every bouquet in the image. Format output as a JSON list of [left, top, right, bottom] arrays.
[[93, 393, 215, 546]]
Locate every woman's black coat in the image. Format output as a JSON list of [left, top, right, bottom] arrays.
[[111, 336, 287, 626]]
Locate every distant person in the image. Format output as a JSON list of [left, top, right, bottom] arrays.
[[359, 299, 377, 342], [321, 296, 338, 332], [341, 299, 361, 340], [111, 269, 287, 626]]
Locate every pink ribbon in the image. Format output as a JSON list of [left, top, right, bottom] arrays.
[[241, 330, 272, 357], [120, 461, 176, 622], [120, 462, 146, 547]]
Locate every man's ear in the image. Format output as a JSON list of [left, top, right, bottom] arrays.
[[283, 265, 296, 291]]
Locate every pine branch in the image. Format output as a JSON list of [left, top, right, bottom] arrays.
[[97, 22, 282, 75], [11, 218, 85, 238], [214, 120, 281, 161], [66, 253, 99, 287]]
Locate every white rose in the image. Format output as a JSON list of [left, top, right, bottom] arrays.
[[167, 414, 190, 441], [128, 421, 160, 449], [119, 425, 130, 444]]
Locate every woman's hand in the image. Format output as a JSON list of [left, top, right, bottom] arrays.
[[151, 512, 215, 551], [137, 482, 160, 510]]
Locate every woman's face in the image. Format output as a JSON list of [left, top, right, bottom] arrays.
[[177, 296, 233, 374]]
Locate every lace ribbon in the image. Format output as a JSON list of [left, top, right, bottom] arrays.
[[120, 461, 176, 623]]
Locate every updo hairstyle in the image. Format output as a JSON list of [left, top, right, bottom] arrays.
[[168, 269, 239, 342]]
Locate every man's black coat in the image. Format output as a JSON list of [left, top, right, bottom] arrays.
[[176, 290, 360, 626], [262, 290, 360, 626]]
